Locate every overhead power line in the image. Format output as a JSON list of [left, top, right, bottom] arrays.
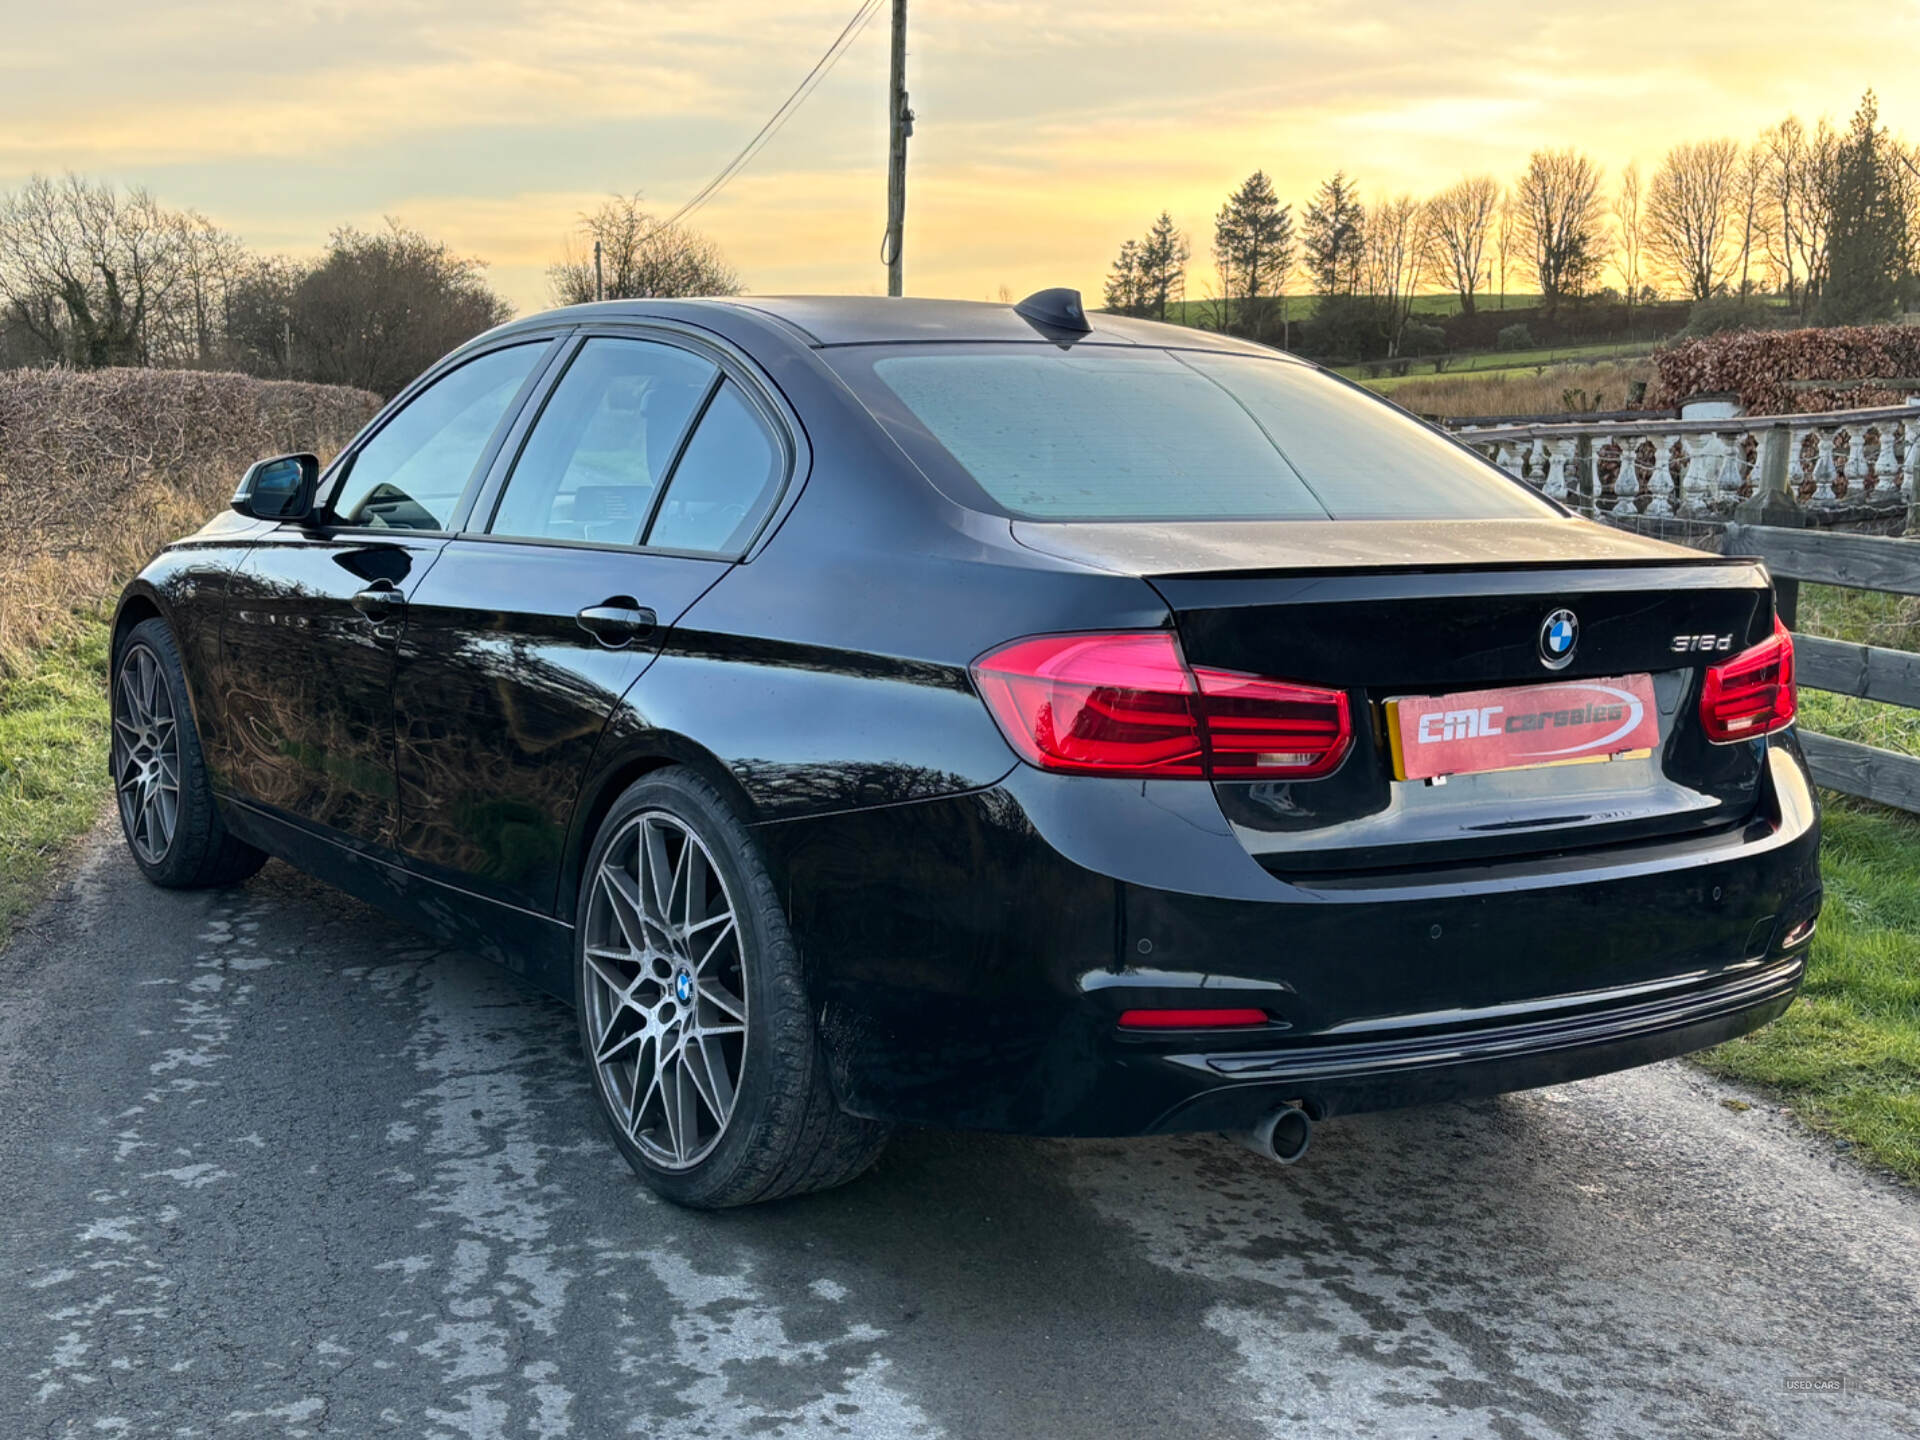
[[655, 0, 885, 234]]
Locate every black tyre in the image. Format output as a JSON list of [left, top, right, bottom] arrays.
[[112, 617, 268, 890], [575, 767, 889, 1208]]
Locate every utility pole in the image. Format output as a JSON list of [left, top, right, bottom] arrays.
[[884, 0, 911, 296], [594, 240, 604, 302]]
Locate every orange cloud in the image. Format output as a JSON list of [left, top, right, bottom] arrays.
[[2, 0, 1914, 314]]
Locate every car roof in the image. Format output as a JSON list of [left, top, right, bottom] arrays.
[[486, 294, 1295, 358]]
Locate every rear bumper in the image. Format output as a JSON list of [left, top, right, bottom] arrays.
[[1145, 954, 1802, 1132], [755, 737, 1820, 1137]]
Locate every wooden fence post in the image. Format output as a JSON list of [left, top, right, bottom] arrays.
[[1733, 424, 1805, 627]]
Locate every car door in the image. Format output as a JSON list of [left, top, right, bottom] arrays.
[[390, 331, 793, 914], [219, 339, 555, 852]]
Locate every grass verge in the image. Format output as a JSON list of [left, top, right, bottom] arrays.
[[0, 615, 111, 931], [1794, 584, 1920, 759], [1700, 582, 1920, 1182], [1699, 798, 1920, 1184]]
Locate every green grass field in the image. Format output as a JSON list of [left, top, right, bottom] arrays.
[[1160, 293, 1548, 327], [1343, 339, 1658, 391], [1794, 586, 1920, 762], [1146, 292, 1663, 400]]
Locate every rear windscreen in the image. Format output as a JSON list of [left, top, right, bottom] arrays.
[[838, 344, 1552, 522]]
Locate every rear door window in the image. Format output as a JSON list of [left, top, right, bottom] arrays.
[[487, 337, 719, 544], [643, 381, 785, 555]]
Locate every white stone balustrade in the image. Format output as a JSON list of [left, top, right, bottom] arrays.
[[1452, 404, 1918, 520]]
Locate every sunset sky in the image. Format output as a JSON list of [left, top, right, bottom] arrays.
[[4, 0, 1917, 316]]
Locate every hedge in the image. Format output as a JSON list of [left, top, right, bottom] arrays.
[[0, 367, 380, 667], [1651, 325, 1920, 415]]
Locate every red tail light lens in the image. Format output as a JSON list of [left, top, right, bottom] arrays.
[[971, 631, 1352, 780], [1699, 618, 1796, 744], [971, 633, 1204, 776], [1191, 667, 1354, 779]]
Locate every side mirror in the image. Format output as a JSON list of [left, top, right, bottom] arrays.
[[232, 453, 320, 522]]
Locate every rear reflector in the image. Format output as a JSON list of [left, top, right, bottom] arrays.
[[1118, 1008, 1268, 1029], [1699, 619, 1796, 744], [972, 631, 1352, 780]]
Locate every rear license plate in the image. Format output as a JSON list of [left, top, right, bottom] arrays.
[[1385, 674, 1661, 782]]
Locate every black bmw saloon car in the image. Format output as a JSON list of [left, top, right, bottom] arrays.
[[112, 291, 1820, 1207]]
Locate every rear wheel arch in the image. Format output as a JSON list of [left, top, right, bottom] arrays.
[[560, 733, 763, 920], [574, 763, 890, 1206]]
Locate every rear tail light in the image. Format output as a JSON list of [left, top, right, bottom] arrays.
[[971, 631, 1353, 780], [1699, 618, 1796, 744], [1190, 667, 1353, 779], [970, 633, 1204, 776]]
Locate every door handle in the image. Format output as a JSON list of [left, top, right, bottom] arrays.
[[351, 581, 403, 620], [576, 598, 657, 648]]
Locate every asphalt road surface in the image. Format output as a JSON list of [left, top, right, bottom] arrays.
[[4, 828, 1918, 1440]]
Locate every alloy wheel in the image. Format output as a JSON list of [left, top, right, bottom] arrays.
[[583, 811, 749, 1171], [113, 643, 181, 866]]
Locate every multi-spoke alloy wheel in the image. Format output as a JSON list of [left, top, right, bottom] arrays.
[[576, 768, 890, 1207], [583, 811, 749, 1171], [110, 617, 265, 890], [114, 642, 182, 865]]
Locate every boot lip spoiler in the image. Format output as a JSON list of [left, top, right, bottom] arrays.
[[1140, 561, 1772, 607], [1007, 515, 1743, 579]]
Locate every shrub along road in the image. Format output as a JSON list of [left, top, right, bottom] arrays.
[[2, 830, 1918, 1438]]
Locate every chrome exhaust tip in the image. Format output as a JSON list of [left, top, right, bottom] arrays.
[[1242, 1103, 1312, 1165]]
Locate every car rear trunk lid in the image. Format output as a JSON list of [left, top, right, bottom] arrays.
[[1014, 517, 1778, 872]]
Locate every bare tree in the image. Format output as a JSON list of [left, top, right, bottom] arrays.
[[1495, 190, 1514, 309], [164, 211, 248, 367], [1424, 176, 1498, 315], [0, 175, 186, 367], [1645, 139, 1741, 301], [1898, 137, 1920, 281], [1362, 195, 1428, 356], [548, 194, 741, 305], [1514, 149, 1607, 314], [1733, 143, 1769, 297], [1613, 163, 1645, 325], [1761, 115, 1840, 319]]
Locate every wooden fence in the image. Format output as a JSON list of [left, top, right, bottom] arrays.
[[1722, 522, 1920, 813], [1448, 406, 1920, 813]]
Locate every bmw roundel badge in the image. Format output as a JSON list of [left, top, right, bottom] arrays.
[[1539, 609, 1579, 670]]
